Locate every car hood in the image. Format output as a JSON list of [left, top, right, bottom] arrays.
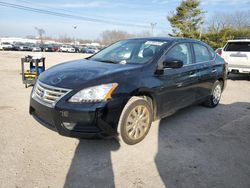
[[38, 59, 141, 89]]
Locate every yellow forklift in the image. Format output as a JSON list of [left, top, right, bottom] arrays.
[[21, 55, 45, 88]]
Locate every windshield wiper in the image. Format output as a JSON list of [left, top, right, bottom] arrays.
[[91, 58, 117, 64], [99, 59, 117, 64]]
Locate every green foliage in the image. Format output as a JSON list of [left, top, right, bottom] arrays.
[[202, 28, 250, 49], [167, 1, 250, 49], [167, 0, 204, 38]]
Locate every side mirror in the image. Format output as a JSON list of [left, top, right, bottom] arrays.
[[162, 58, 183, 69]]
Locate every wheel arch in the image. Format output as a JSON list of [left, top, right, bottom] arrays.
[[218, 77, 225, 90], [131, 88, 159, 121]]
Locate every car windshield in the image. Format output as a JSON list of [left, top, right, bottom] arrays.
[[90, 39, 168, 64]]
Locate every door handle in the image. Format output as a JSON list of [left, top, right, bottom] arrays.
[[211, 69, 217, 73], [189, 72, 197, 78], [176, 82, 183, 87]]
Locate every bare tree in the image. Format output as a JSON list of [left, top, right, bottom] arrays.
[[58, 34, 73, 44], [100, 30, 133, 45], [207, 11, 250, 32], [233, 11, 250, 29], [35, 27, 45, 44], [135, 30, 152, 37]]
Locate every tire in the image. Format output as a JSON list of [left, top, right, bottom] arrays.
[[117, 96, 153, 145], [203, 80, 223, 108]]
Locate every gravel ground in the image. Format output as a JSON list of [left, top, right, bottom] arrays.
[[0, 51, 249, 188]]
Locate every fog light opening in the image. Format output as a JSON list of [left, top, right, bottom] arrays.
[[62, 122, 76, 130]]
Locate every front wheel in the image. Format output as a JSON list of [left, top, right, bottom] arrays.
[[203, 80, 223, 108], [117, 97, 153, 145]]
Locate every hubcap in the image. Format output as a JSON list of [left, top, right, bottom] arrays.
[[125, 105, 150, 140], [213, 84, 222, 104]]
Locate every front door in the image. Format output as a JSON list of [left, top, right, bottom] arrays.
[[155, 43, 199, 117]]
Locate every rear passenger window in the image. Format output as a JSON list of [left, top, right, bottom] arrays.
[[208, 47, 216, 59], [193, 43, 211, 63]]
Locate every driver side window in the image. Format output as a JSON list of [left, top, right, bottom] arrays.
[[165, 43, 192, 65]]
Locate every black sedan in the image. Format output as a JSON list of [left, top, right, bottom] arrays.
[[30, 37, 227, 145]]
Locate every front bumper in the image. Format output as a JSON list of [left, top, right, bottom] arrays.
[[29, 96, 127, 138]]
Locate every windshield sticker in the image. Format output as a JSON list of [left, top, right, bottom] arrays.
[[119, 60, 127, 65], [145, 41, 166, 46]]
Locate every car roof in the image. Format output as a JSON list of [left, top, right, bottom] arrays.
[[127, 37, 200, 43], [227, 39, 250, 42]]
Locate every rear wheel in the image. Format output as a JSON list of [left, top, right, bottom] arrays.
[[203, 80, 223, 108], [117, 97, 152, 145]]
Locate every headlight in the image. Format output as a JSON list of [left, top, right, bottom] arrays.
[[68, 83, 118, 103]]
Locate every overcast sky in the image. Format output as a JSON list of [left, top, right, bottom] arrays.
[[0, 0, 249, 40]]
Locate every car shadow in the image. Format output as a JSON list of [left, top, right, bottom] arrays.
[[63, 138, 120, 188], [155, 102, 250, 188], [228, 73, 250, 81], [63, 102, 250, 188]]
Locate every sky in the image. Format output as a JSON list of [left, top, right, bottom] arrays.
[[0, 0, 249, 40]]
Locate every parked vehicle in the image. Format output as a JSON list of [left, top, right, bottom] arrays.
[[59, 45, 75, 53], [0, 42, 13, 50], [39, 44, 51, 52], [41, 44, 61, 52], [13, 43, 32, 51], [51, 44, 60, 52], [221, 38, 250, 74], [31, 44, 41, 52], [72, 45, 81, 53], [80, 47, 95, 54], [30, 37, 227, 145], [12, 43, 23, 51], [88, 46, 99, 53]]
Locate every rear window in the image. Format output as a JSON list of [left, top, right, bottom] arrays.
[[224, 42, 250, 52], [193, 43, 212, 62]]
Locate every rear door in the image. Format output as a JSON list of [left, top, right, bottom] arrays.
[[192, 43, 217, 99]]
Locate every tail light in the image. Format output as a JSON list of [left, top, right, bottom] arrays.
[[217, 49, 222, 56]]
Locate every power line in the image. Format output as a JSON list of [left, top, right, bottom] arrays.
[[15, 0, 153, 28], [16, 0, 82, 15], [15, 0, 138, 26], [0, 1, 165, 30]]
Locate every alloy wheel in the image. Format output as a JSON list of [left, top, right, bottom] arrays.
[[125, 105, 150, 140], [213, 84, 222, 104]]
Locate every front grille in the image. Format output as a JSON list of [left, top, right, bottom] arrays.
[[72, 124, 101, 133], [32, 81, 71, 108]]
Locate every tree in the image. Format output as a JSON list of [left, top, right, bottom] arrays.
[[100, 30, 133, 45], [58, 34, 74, 44], [35, 27, 45, 44], [167, 0, 204, 38], [207, 11, 250, 32], [204, 28, 250, 49], [135, 30, 151, 38], [203, 11, 250, 49]]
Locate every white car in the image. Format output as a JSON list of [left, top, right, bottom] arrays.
[[60, 45, 75, 53], [221, 39, 250, 74], [0, 42, 13, 50], [31, 45, 41, 52]]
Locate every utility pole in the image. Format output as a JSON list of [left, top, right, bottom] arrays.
[[150, 22, 157, 36], [73, 25, 77, 45], [35, 27, 45, 44]]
